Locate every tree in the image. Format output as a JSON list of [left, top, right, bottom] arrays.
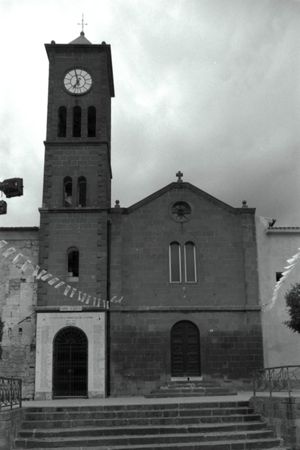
[[285, 283, 300, 333]]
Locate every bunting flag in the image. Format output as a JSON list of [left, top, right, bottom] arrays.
[[0, 240, 124, 307], [262, 247, 300, 311]]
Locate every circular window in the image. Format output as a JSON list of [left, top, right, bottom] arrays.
[[170, 201, 192, 222]]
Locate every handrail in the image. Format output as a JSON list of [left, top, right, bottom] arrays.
[[253, 365, 300, 398], [0, 376, 22, 410]]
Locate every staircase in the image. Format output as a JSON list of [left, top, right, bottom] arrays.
[[146, 380, 237, 397], [15, 400, 285, 449]]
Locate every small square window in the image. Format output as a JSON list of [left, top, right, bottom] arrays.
[[276, 272, 283, 282]]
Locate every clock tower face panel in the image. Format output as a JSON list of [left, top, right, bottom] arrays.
[[64, 68, 93, 95], [45, 43, 114, 142]]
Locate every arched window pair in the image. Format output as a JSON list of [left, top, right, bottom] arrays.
[[169, 242, 197, 283], [57, 106, 96, 137], [63, 176, 87, 207], [67, 247, 79, 278]]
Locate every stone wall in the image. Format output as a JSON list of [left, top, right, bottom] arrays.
[[111, 184, 259, 309], [0, 228, 38, 399], [110, 310, 263, 395], [251, 395, 300, 449], [109, 184, 262, 395], [38, 211, 108, 308], [0, 408, 23, 450]]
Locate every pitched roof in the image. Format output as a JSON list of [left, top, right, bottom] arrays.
[[69, 32, 92, 45]]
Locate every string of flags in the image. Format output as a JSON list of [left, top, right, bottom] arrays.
[[3, 237, 298, 312], [0, 240, 123, 308], [262, 247, 300, 311]]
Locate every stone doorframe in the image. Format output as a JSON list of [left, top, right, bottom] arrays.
[[35, 311, 106, 400]]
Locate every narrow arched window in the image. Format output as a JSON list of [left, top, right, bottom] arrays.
[[169, 242, 181, 283], [73, 106, 81, 137], [184, 242, 197, 282], [58, 106, 67, 137], [68, 247, 79, 277], [63, 176, 72, 207], [87, 106, 96, 137], [78, 176, 87, 207]]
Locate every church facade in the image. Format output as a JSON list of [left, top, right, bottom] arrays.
[[0, 34, 273, 399]]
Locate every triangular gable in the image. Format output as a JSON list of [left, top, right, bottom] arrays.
[[125, 182, 244, 215]]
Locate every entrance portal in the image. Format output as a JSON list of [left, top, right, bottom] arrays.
[[53, 326, 88, 397], [171, 321, 201, 377]]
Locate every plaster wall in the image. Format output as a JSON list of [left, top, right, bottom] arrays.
[[256, 217, 300, 368]]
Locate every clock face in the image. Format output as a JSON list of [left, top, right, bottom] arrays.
[[64, 68, 92, 95], [171, 201, 192, 222]]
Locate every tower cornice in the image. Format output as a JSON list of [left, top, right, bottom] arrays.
[[43, 140, 110, 147], [39, 207, 111, 214], [45, 42, 114, 97]]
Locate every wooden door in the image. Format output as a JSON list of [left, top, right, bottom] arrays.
[[171, 321, 201, 377]]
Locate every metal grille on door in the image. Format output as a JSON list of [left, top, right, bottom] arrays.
[[53, 326, 88, 397]]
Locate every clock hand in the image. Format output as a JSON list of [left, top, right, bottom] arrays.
[[74, 69, 80, 86]]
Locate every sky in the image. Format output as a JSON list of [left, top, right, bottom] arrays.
[[0, 0, 299, 227]]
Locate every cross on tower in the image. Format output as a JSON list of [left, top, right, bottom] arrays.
[[78, 13, 88, 34], [176, 171, 183, 183]]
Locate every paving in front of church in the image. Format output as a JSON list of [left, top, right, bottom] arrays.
[[22, 389, 300, 408], [22, 391, 254, 407]]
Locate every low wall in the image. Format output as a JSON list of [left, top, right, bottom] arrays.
[[0, 408, 23, 450], [250, 395, 299, 449]]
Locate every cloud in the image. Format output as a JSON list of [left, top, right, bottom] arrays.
[[0, 0, 299, 226]]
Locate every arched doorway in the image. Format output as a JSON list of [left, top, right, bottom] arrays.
[[171, 321, 201, 377], [53, 326, 88, 397]]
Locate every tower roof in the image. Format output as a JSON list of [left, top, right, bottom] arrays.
[[69, 32, 92, 45]]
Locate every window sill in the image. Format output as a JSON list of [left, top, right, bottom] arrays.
[[66, 276, 79, 283]]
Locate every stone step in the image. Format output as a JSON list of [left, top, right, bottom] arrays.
[[23, 400, 250, 412], [14, 444, 287, 450], [18, 420, 268, 438], [22, 406, 255, 421], [159, 384, 232, 390], [15, 401, 286, 449], [14, 429, 278, 448], [21, 413, 263, 429], [145, 389, 237, 397], [162, 381, 218, 385], [146, 381, 237, 398]]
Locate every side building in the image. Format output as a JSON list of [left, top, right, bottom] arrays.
[[256, 218, 300, 369], [0, 228, 38, 399]]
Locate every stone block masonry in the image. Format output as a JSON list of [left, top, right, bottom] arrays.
[[0, 408, 23, 450], [0, 228, 39, 399], [251, 395, 300, 449], [110, 310, 263, 396]]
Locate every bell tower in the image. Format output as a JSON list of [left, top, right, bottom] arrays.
[[43, 32, 114, 210], [35, 32, 114, 400]]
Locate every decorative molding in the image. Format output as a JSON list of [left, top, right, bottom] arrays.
[[266, 227, 300, 234], [109, 305, 261, 312]]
